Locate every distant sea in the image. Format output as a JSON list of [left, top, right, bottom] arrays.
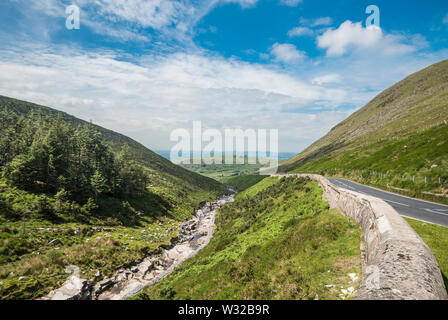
[[154, 150, 297, 161]]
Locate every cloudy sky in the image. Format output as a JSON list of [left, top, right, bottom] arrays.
[[0, 0, 447, 152]]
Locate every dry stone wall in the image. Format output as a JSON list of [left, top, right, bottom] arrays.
[[274, 174, 448, 300]]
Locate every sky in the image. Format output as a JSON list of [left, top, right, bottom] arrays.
[[0, 0, 447, 153]]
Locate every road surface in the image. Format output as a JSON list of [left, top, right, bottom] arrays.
[[328, 178, 448, 227]]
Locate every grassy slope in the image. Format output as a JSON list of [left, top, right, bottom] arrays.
[[133, 177, 362, 300], [0, 96, 227, 299], [404, 217, 448, 290], [219, 175, 267, 192], [280, 60, 448, 203]]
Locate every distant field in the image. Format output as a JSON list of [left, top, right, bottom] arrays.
[[154, 151, 295, 181], [183, 158, 264, 180], [132, 177, 362, 300], [219, 175, 267, 192]]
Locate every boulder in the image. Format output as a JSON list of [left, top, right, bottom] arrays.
[[47, 276, 91, 300]]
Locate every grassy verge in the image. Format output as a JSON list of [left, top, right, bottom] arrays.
[[132, 177, 362, 300], [404, 217, 448, 291]]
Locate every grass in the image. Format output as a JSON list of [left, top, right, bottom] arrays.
[[219, 175, 268, 192], [404, 217, 448, 291], [132, 177, 362, 300]]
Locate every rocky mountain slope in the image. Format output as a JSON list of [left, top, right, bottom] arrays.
[[280, 59, 448, 202]]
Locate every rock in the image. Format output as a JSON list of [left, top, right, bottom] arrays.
[[47, 276, 91, 300], [131, 266, 139, 273], [348, 273, 359, 282], [48, 239, 62, 245], [325, 284, 335, 288], [18, 276, 24, 281], [347, 287, 355, 294], [0, 281, 3, 285], [341, 289, 348, 295], [95, 271, 101, 278], [104, 234, 111, 237], [392, 288, 402, 295]]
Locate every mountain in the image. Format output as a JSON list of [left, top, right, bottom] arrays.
[[0, 95, 228, 299], [280, 59, 448, 202], [0, 95, 225, 195]]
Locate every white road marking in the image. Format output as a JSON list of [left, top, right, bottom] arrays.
[[384, 199, 410, 207], [424, 208, 448, 216]]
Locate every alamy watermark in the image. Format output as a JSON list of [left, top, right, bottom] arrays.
[[66, 4, 80, 30], [365, 5, 380, 28], [170, 121, 278, 175]]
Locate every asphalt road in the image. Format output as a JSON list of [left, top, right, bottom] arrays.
[[328, 178, 448, 227]]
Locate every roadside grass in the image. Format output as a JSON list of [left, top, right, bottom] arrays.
[[132, 177, 362, 300], [404, 218, 448, 291]]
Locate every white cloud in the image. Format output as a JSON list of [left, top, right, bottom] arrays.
[[13, 0, 257, 43], [270, 43, 306, 63], [95, 0, 182, 29], [300, 16, 333, 27], [317, 21, 428, 57], [288, 27, 314, 37], [443, 13, 448, 24], [222, 0, 259, 8], [317, 21, 383, 56], [1, 40, 446, 152], [312, 74, 341, 85], [280, 0, 302, 7], [0, 43, 352, 151], [310, 17, 333, 27]]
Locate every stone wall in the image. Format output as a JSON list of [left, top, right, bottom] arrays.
[[274, 174, 448, 300]]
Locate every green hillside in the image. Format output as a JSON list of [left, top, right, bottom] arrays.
[[280, 59, 448, 203], [133, 177, 362, 300], [0, 95, 226, 299], [0, 95, 224, 194]]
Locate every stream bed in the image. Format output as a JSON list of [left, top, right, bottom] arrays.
[[42, 193, 234, 300]]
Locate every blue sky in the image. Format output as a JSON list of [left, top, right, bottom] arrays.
[[0, 0, 447, 152]]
